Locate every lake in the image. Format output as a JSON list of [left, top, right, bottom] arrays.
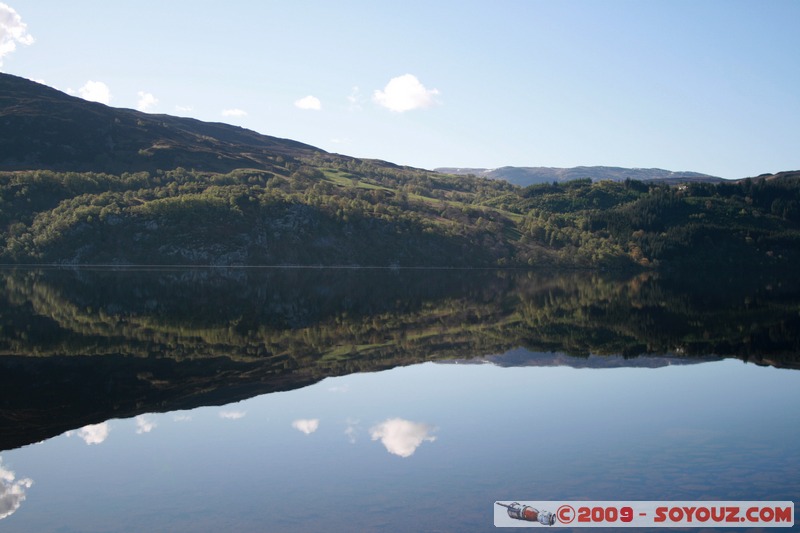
[[0, 267, 798, 532]]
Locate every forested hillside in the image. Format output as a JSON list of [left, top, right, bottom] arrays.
[[1, 74, 799, 270], [2, 165, 799, 269]]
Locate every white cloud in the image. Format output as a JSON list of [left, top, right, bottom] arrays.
[[69, 422, 110, 445], [347, 86, 363, 111], [294, 95, 321, 111], [221, 108, 247, 117], [174, 105, 194, 114], [219, 410, 246, 420], [78, 80, 111, 104], [136, 91, 158, 113], [373, 74, 439, 113], [0, 457, 33, 520], [135, 414, 156, 434], [369, 418, 436, 457], [0, 3, 33, 67], [291, 418, 320, 435]]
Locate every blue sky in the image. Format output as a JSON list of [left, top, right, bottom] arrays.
[[1, 1, 798, 179]]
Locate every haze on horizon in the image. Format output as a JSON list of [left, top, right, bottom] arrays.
[[1, 1, 798, 180]]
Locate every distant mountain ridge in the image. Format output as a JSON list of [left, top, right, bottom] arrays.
[[436, 165, 724, 186]]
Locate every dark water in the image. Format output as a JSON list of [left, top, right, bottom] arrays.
[[0, 267, 798, 532]]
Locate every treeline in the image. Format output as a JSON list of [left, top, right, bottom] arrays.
[[1, 164, 799, 269], [511, 176, 800, 270]]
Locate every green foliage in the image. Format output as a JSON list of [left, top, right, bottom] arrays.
[[1, 165, 799, 270]]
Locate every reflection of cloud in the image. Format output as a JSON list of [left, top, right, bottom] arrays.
[[219, 410, 246, 420], [344, 418, 359, 443], [328, 384, 349, 393], [370, 418, 436, 457], [135, 415, 156, 434], [292, 419, 319, 435], [173, 413, 192, 422], [68, 422, 110, 445], [0, 457, 33, 520]]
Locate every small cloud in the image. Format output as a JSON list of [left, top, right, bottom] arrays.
[[370, 418, 436, 457], [0, 3, 34, 67], [347, 86, 363, 111], [294, 95, 321, 111], [219, 410, 246, 420], [173, 413, 192, 422], [68, 422, 110, 445], [135, 414, 156, 434], [174, 105, 193, 114], [0, 457, 33, 520], [291, 419, 320, 435], [327, 384, 350, 393], [373, 74, 439, 113], [78, 80, 111, 104], [221, 108, 247, 117], [136, 91, 158, 112]]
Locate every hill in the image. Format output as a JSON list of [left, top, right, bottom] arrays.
[[435, 165, 723, 186], [0, 73, 322, 174], [1, 73, 799, 270]]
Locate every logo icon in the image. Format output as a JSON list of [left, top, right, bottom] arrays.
[[496, 502, 556, 526]]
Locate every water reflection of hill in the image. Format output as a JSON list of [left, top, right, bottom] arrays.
[[1, 267, 798, 451], [454, 348, 723, 369]]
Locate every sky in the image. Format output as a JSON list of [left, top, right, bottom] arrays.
[[1, 1, 799, 179]]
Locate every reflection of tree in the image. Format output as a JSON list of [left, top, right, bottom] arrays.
[[0, 267, 798, 450], [1, 267, 798, 366]]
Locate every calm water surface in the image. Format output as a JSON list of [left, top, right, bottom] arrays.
[[2, 359, 799, 532], [0, 268, 798, 532]]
